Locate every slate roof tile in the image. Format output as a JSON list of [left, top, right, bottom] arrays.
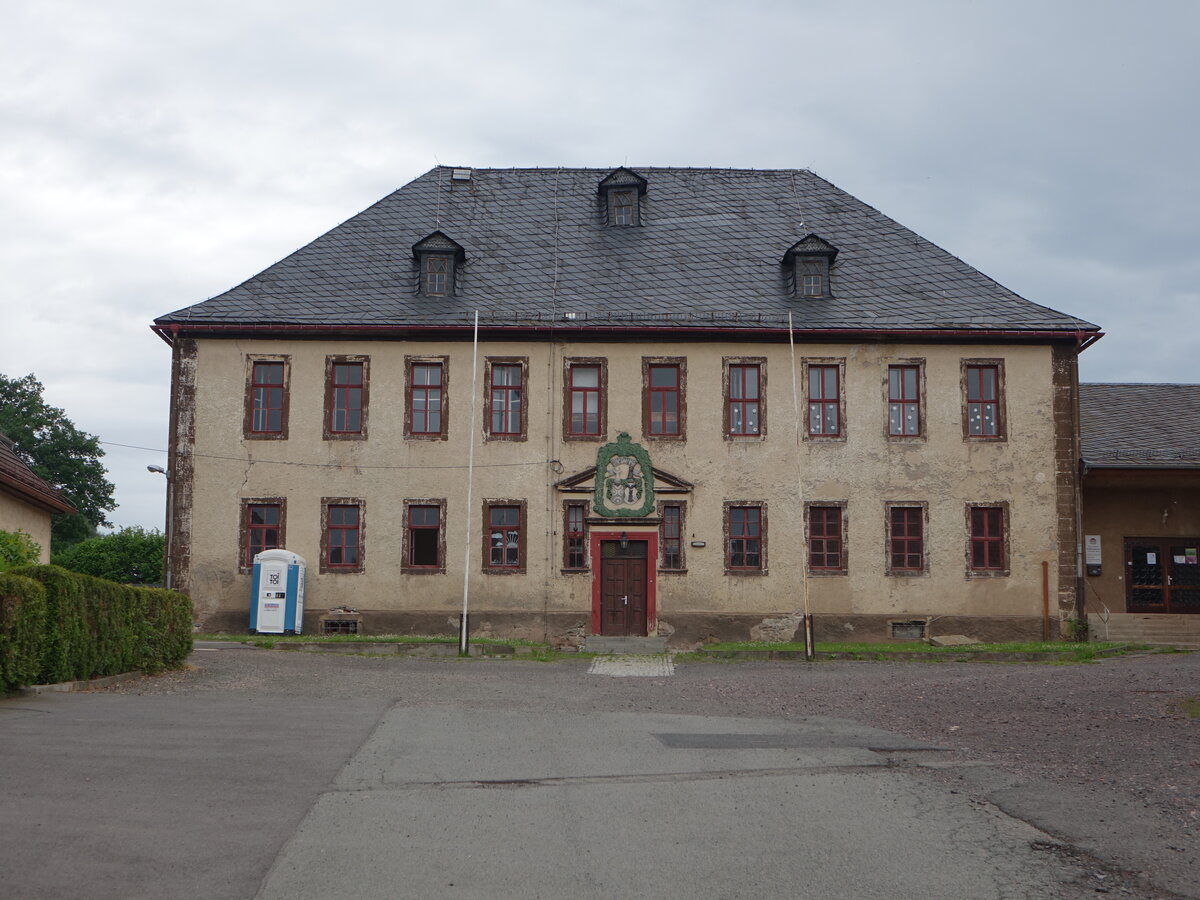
[[157, 167, 1098, 334], [1081, 384, 1200, 467]]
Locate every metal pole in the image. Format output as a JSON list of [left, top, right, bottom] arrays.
[[788, 313, 814, 660], [459, 311, 480, 654]]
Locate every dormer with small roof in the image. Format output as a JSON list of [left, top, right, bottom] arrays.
[[412, 231, 465, 297], [782, 234, 838, 299], [598, 167, 648, 227]]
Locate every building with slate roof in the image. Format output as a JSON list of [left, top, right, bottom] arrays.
[[1079, 384, 1200, 639], [0, 433, 76, 563], [154, 166, 1104, 642]]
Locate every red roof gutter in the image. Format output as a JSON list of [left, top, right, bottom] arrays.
[[152, 321, 1103, 348]]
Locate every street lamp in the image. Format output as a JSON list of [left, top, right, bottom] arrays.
[[147, 465, 173, 590]]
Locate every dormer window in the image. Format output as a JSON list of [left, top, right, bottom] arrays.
[[612, 190, 636, 226], [425, 256, 449, 295], [782, 234, 838, 299], [598, 167, 648, 227], [412, 231, 465, 297]]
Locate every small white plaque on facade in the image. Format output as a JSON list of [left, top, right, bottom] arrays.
[[1084, 535, 1102, 566]]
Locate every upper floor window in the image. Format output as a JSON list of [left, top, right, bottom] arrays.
[[807, 363, 841, 438], [644, 359, 685, 439], [326, 358, 366, 438], [726, 361, 763, 437], [564, 359, 605, 440], [487, 359, 526, 440], [887, 363, 923, 438], [246, 359, 288, 439], [411, 231, 465, 297], [963, 361, 1005, 440], [406, 357, 447, 439]]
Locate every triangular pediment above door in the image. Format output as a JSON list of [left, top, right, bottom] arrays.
[[553, 464, 693, 495]]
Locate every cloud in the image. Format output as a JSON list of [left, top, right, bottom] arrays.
[[2, 0, 1197, 531]]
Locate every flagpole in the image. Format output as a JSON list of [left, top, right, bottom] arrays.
[[788, 312, 815, 660], [459, 311, 480, 654]]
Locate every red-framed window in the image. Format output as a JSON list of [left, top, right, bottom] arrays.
[[969, 506, 1005, 571], [250, 362, 285, 434], [888, 506, 924, 573], [807, 365, 840, 437], [567, 364, 601, 437], [487, 504, 522, 571], [888, 365, 921, 436], [726, 505, 763, 572], [661, 503, 684, 570], [244, 503, 281, 567], [965, 365, 1001, 438], [407, 505, 441, 569], [489, 363, 523, 436], [410, 362, 444, 436], [564, 502, 587, 570], [727, 364, 761, 436], [808, 506, 843, 571], [329, 362, 364, 435], [647, 364, 681, 436], [325, 504, 360, 569]]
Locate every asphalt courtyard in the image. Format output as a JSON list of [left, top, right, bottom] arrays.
[[1, 645, 1196, 899]]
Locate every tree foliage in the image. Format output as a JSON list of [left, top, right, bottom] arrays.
[[0, 530, 42, 572], [51, 527, 164, 586], [0, 373, 115, 551]]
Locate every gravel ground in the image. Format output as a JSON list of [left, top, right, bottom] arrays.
[[106, 646, 1200, 896]]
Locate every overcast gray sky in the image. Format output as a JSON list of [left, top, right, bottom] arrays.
[[2, 0, 1197, 534]]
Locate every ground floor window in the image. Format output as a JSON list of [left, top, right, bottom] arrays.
[[724, 502, 765, 573], [887, 504, 925, 574], [403, 500, 446, 573], [321, 499, 363, 573], [484, 501, 526, 573], [807, 505, 845, 573], [563, 501, 588, 570]]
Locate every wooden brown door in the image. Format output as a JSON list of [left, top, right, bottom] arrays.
[[1126, 539, 1200, 613], [599, 540, 648, 636]]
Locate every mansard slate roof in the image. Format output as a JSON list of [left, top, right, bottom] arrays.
[[1080, 384, 1200, 468], [155, 167, 1098, 335]]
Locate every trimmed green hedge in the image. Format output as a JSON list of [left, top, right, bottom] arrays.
[[1, 565, 192, 690], [0, 573, 47, 692]]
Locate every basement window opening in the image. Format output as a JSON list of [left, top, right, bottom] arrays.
[[890, 620, 926, 641], [322, 619, 360, 635]]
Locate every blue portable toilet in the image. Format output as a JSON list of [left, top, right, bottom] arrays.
[[250, 549, 306, 634]]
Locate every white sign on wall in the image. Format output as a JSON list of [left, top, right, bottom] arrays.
[[1085, 535, 1102, 566]]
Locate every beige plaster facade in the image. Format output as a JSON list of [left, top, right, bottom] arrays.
[[173, 334, 1078, 643], [0, 490, 54, 563]]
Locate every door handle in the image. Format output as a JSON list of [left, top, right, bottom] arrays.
[[622, 595, 629, 606]]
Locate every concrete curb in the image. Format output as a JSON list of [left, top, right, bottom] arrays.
[[17, 671, 145, 695], [694, 644, 1137, 662]]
